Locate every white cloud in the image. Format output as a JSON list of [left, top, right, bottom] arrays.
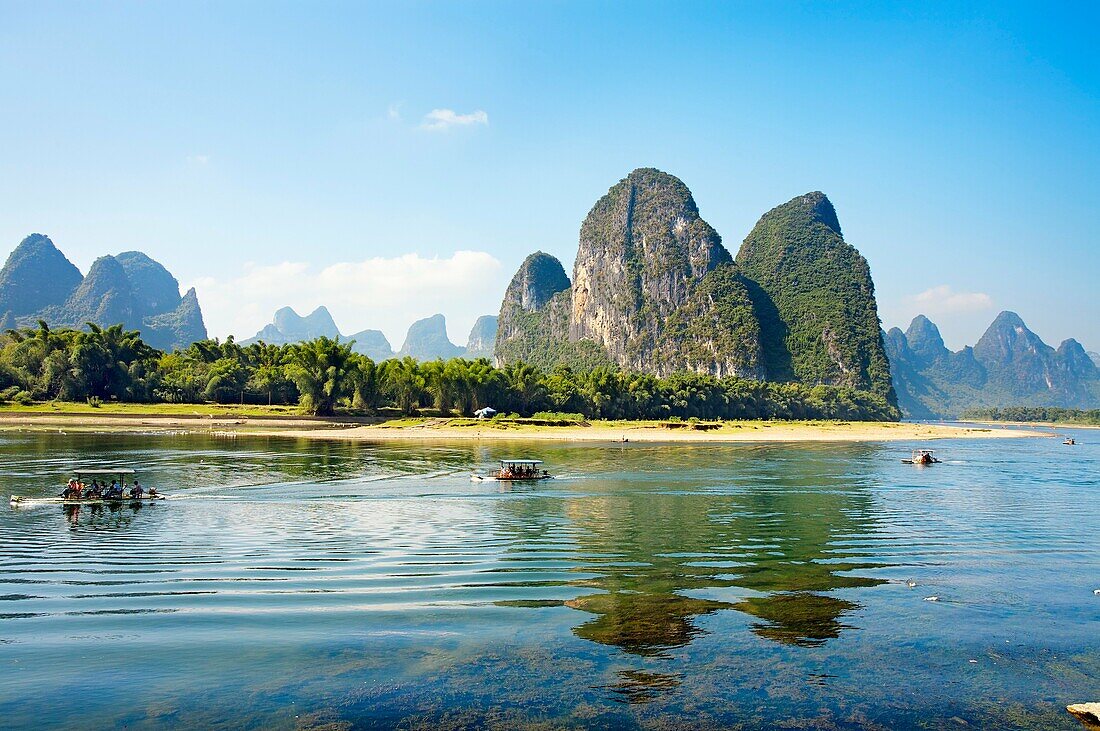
[[387, 102, 403, 121], [420, 108, 489, 131], [187, 154, 210, 165], [190, 251, 504, 349], [908, 285, 994, 315]]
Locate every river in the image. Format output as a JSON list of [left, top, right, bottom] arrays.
[[1, 429, 1097, 729]]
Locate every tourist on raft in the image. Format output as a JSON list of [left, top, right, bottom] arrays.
[[60, 478, 155, 500]]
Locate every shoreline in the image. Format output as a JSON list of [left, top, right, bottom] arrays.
[[967, 419, 1099, 431], [0, 412, 1050, 443]]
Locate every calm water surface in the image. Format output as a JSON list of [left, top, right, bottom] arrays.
[[1, 429, 1098, 729]]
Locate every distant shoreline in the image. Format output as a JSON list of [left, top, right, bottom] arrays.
[[967, 419, 1100, 431], [0, 411, 1049, 443]]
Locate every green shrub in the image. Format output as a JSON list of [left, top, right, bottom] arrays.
[[532, 411, 586, 422]]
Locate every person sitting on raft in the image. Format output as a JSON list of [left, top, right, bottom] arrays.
[[61, 479, 78, 499], [84, 482, 103, 499], [130, 481, 144, 499]]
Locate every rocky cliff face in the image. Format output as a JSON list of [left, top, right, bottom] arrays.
[[496, 169, 894, 401], [494, 252, 592, 368], [464, 315, 498, 359], [146, 288, 208, 351], [885, 312, 1100, 417], [0, 234, 208, 351], [243, 306, 341, 345], [115, 251, 184, 316], [346, 329, 394, 362], [659, 264, 763, 378], [973, 311, 1098, 405], [736, 192, 895, 402], [56, 255, 136, 326], [397, 313, 464, 360], [0, 234, 83, 317], [242, 307, 500, 363], [569, 168, 734, 372]]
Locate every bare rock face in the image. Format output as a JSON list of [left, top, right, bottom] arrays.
[[464, 315, 498, 359], [570, 168, 732, 370], [497, 168, 762, 377]]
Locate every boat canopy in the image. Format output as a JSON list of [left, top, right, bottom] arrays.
[[73, 468, 137, 475], [499, 459, 542, 465]]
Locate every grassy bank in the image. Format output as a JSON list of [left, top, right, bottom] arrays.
[[0, 404, 1051, 442]]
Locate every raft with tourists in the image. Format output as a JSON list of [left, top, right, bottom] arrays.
[[9, 468, 165, 506], [472, 459, 553, 482], [901, 449, 941, 465]]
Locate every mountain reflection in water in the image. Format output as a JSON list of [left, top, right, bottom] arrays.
[[544, 446, 887, 662]]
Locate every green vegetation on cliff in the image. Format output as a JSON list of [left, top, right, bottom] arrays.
[[736, 192, 895, 403], [496, 170, 898, 418], [662, 263, 762, 378], [0, 234, 208, 350]]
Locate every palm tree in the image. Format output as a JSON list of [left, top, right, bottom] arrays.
[[379, 357, 424, 416], [284, 337, 357, 415], [505, 362, 545, 416]]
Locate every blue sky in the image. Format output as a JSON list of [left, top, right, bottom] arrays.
[[0, 1, 1097, 351]]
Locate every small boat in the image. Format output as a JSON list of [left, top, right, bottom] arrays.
[[10, 467, 166, 506], [1064, 437, 1077, 446], [472, 459, 553, 482], [902, 449, 941, 465]]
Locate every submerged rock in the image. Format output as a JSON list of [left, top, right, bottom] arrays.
[[1068, 703, 1100, 730]]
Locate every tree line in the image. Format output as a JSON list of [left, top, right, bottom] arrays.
[[961, 406, 1100, 426], [0, 322, 899, 421]]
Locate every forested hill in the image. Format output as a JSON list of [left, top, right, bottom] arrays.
[[495, 168, 897, 408], [0, 234, 207, 351], [884, 312, 1100, 418]]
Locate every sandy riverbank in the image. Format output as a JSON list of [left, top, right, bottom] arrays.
[[0, 413, 1049, 443]]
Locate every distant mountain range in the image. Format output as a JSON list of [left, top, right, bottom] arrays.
[[6, 217, 1094, 418], [884, 312, 1100, 418], [496, 168, 896, 405], [0, 234, 207, 350], [241, 306, 497, 362]]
